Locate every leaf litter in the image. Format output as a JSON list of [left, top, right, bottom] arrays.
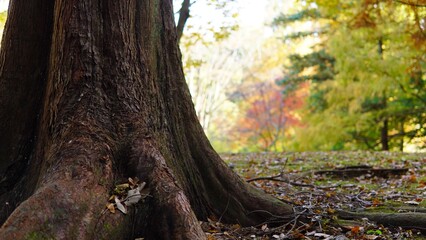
[[202, 151, 426, 239], [106, 177, 149, 214]]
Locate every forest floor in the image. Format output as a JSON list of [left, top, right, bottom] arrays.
[[203, 151, 426, 239]]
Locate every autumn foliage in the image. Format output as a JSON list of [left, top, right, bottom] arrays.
[[230, 82, 307, 151]]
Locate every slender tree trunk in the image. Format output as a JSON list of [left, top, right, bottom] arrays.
[[176, 0, 190, 42], [0, 0, 293, 239], [380, 95, 389, 151], [399, 119, 404, 152], [378, 38, 389, 151], [381, 119, 389, 151]]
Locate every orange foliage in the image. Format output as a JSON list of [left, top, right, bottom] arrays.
[[231, 81, 307, 151]]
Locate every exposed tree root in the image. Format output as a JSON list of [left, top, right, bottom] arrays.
[[0, 138, 128, 239], [337, 210, 426, 232], [0, 182, 125, 239], [185, 118, 296, 227], [130, 136, 206, 239]]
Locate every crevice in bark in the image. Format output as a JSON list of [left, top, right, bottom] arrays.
[[129, 135, 206, 239]]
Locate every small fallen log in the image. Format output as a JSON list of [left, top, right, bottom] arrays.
[[336, 210, 426, 232], [246, 174, 340, 189], [315, 166, 408, 178]]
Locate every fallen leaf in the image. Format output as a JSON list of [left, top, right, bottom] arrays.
[[207, 235, 216, 240], [327, 208, 336, 214], [409, 175, 417, 183], [124, 188, 142, 206], [314, 233, 331, 238], [114, 183, 130, 195], [351, 226, 362, 234], [108, 195, 116, 201], [372, 198, 381, 206], [129, 177, 140, 186], [138, 182, 146, 191], [115, 183, 130, 190], [115, 196, 127, 214], [404, 200, 419, 205], [230, 224, 240, 230], [106, 203, 115, 213], [364, 235, 379, 240]]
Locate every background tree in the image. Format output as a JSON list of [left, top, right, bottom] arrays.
[[180, 0, 307, 152], [175, 0, 241, 149], [0, 0, 294, 238], [229, 82, 305, 152], [275, 0, 426, 151], [175, 0, 190, 41], [174, 0, 238, 42]]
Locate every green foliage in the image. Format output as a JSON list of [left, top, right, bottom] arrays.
[[273, 9, 320, 25], [280, 49, 335, 94], [0, 11, 7, 29], [277, 0, 426, 151], [0, 11, 6, 22]]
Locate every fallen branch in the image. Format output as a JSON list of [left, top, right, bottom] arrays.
[[387, 206, 426, 213], [247, 174, 339, 189], [315, 166, 408, 178], [247, 174, 282, 183], [336, 210, 426, 231]]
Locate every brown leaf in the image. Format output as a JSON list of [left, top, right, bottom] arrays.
[[106, 203, 115, 213]]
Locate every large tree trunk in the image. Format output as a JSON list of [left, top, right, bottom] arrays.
[[0, 0, 293, 239], [0, 0, 55, 224]]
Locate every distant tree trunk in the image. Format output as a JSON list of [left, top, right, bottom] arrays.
[[176, 0, 190, 42], [399, 119, 404, 152], [381, 119, 389, 151], [380, 94, 389, 151], [378, 38, 389, 151], [0, 0, 293, 239]]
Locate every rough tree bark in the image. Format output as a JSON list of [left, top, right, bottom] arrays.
[[0, 0, 294, 239]]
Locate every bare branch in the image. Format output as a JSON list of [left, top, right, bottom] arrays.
[[176, 0, 191, 42]]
